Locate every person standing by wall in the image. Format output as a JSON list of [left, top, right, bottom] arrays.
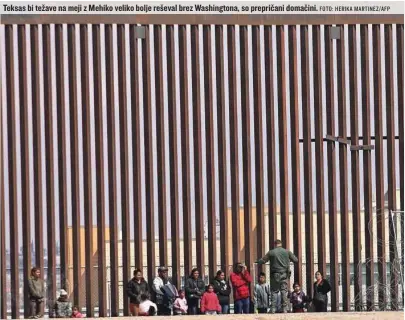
[[256, 239, 298, 313], [152, 266, 172, 316], [127, 269, 149, 316], [28, 267, 45, 319], [230, 262, 252, 314], [312, 271, 331, 312], [185, 268, 205, 315], [212, 270, 231, 314], [254, 272, 271, 313], [200, 284, 222, 315]]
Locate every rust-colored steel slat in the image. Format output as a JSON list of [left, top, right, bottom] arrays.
[[348, 24, 363, 311], [18, 24, 32, 317], [276, 25, 290, 248], [67, 24, 82, 308], [336, 24, 351, 311], [324, 25, 339, 311], [55, 24, 69, 292], [239, 26, 253, 272], [288, 25, 302, 285], [129, 25, 143, 272], [227, 25, 241, 264], [141, 24, 156, 284], [166, 25, 180, 287], [154, 25, 168, 267], [264, 26, 277, 246], [191, 25, 205, 274], [360, 24, 374, 311], [372, 24, 387, 310], [300, 25, 314, 298], [5, 24, 20, 319], [384, 24, 398, 311], [43, 23, 57, 308], [203, 25, 217, 279], [92, 24, 107, 317], [117, 24, 131, 316], [80, 24, 95, 317], [252, 25, 265, 274], [312, 25, 326, 277], [178, 25, 192, 274], [397, 24, 404, 278], [215, 25, 230, 273], [105, 24, 119, 315]]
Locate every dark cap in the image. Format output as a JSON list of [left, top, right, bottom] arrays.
[[158, 266, 168, 272]]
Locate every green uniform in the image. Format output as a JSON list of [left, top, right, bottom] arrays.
[[257, 247, 298, 313]]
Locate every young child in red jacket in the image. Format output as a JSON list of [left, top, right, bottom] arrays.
[[230, 262, 252, 314], [200, 285, 222, 315]]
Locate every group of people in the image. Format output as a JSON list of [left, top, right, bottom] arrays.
[[26, 239, 331, 318], [127, 239, 332, 316]]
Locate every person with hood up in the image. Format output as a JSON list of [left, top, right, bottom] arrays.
[[152, 266, 172, 315], [127, 268, 149, 316], [28, 267, 45, 319], [200, 284, 222, 315], [54, 289, 72, 318], [229, 262, 252, 314], [184, 268, 206, 315], [212, 270, 231, 314]]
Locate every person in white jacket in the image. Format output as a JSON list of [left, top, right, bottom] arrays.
[[152, 266, 172, 315]]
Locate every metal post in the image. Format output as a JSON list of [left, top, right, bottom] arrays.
[[390, 210, 404, 301]]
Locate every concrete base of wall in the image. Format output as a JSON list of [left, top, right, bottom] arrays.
[[92, 312, 404, 320]]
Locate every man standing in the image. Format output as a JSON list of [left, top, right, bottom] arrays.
[[152, 266, 172, 316], [28, 267, 45, 319], [256, 240, 298, 314]]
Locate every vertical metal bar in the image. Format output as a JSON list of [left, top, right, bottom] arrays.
[[142, 24, 156, 284], [264, 26, 277, 246], [288, 25, 302, 285], [397, 24, 404, 278], [240, 26, 253, 272], [166, 25, 180, 287], [68, 23, 82, 308], [18, 24, 32, 317], [117, 24, 130, 316], [43, 23, 57, 310], [191, 25, 205, 273], [129, 25, 143, 272], [154, 25, 168, 268], [372, 24, 387, 310], [360, 24, 374, 311], [5, 24, 20, 319], [203, 25, 217, 279], [105, 24, 119, 316], [215, 26, 229, 273], [55, 24, 68, 292], [313, 25, 326, 277], [301, 25, 314, 298], [252, 26, 265, 275], [276, 26, 290, 248], [384, 24, 398, 311], [92, 24, 107, 317], [325, 25, 339, 311], [348, 24, 363, 311], [336, 24, 351, 311], [227, 25, 241, 263], [80, 24, 94, 317], [178, 25, 192, 274]]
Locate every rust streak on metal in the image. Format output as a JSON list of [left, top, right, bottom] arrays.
[[288, 25, 302, 285]]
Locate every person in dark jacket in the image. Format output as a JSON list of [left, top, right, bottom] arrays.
[[212, 270, 231, 314], [289, 282, 311, 313], [184, 268, 206, 315], [229, 262, 252, 314], [256, 239, 298, 313], [312, 271, 331, 312], [28, 267, 45, 319], [127, 269, 149, 316]]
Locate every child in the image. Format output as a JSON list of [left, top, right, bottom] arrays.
[[200, 284, 221, 315], [71, 306, 83, 318], [254, 272, 271, 314], [173, 290, 188, 315], [289, 282, 310, 313], [139, 293, 158, 316]]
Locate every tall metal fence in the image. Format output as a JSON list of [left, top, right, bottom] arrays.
[[0, 13, 404, 318]]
